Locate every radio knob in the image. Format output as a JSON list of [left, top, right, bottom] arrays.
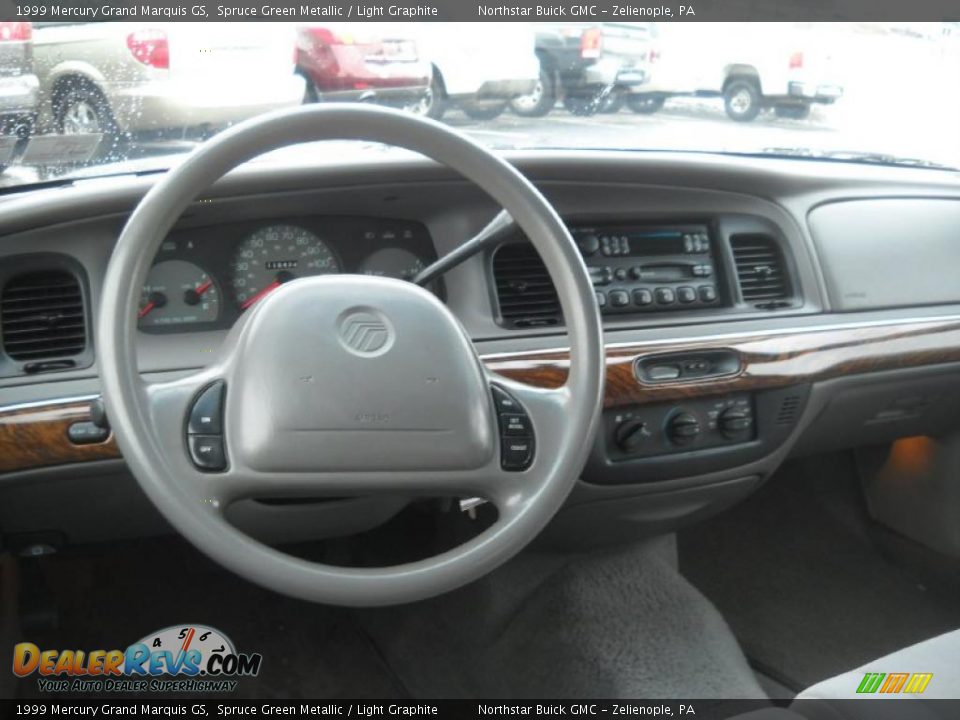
[[629, 265, 644, 280], [578, 234, 600, 256], [718, 408, 753, 439], [615, 417, 649, 452], [666, 411, 700, 446]]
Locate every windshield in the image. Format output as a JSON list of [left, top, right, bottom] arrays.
[[1, 20, 958, 189]]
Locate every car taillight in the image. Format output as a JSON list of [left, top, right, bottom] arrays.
[[126, 29, 169, 69], [0, 22, 32, 42], [789, 51, 804, 70], [580, 28, 603, 59]]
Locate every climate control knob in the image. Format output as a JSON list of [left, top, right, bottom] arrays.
[[614, 417, 649, 453], [666, 411, 700, 446], [718, 407, 753, 439]]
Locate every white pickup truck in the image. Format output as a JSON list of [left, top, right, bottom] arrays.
[[627, 23, 844, 121]]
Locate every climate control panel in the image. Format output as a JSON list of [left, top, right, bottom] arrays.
[[604, 394, 755, 462]]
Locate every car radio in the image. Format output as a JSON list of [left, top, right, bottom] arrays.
[[571, 224, 722, 314]]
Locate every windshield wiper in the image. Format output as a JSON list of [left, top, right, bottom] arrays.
[[759, 147, 958, 172]]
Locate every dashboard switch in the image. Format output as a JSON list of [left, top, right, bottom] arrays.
[[67, 422, 109, 445], [189, 436, 226, 471], [188, 382, 225, 435], [648, 364, 681, 381]]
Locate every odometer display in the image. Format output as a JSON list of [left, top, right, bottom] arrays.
[[231, 225, 340, 309]]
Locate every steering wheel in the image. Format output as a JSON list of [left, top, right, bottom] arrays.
[[98, 105, 604, 606]]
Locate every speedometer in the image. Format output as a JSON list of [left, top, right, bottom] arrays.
[[231, 225, 340, 309]]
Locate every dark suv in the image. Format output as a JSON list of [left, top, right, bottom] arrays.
[[510, 22, 652, 117]]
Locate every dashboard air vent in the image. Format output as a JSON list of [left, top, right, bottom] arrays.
[[492, 243, 561, 328], [776, 394, 803, 426], [0, 270, 87, 362], [730, 234, 791, 308]]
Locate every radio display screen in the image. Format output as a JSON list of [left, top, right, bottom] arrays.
[[572, 225, 711, 258]]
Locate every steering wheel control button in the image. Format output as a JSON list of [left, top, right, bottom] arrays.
[[491, 385, 535, 471], [188, 381, 225, 435], [67, 421, 110, 445], [500, 413, 532, 436], [502, 438, 535, 470], [189, 436, 226, 471], [491, 386, 520, 413]]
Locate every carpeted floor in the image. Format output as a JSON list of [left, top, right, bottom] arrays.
[[7, 531, 764, 701], [357, 536, 766, 699], [679, 452, 960, 693]]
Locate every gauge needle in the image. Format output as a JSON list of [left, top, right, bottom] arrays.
[[138, 301, 156, 319], [194, 279, 213, 296], [240, 280, 281, 310]]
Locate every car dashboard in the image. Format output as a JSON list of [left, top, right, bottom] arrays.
[[2, 149, 960, 549]]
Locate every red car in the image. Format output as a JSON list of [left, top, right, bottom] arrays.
[[296, 23, 430, 108]]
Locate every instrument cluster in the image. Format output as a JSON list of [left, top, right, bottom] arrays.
[[137, 216, 437, 333]]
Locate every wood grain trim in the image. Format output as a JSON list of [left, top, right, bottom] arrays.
[[483, 317, 960, 408], [0, 401, 120, 474], [3, 317, 960, 475]]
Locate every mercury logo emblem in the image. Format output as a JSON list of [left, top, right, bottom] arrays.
[[337, 309, 394, 357]]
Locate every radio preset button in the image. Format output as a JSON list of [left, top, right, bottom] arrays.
[[595, 290, 607, 308], [614, 267, 628, 282], [632, 288, 653, 306], [655, 287, 675, 305], [609, 290, 630, 308], [677, 286, 696, 304], [699, 285, 718, 302]]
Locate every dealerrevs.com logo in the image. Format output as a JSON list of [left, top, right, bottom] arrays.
[[12, 624, 262, 693]]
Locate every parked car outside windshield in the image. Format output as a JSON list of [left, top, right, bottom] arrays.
[[1, 21, 958, 186]]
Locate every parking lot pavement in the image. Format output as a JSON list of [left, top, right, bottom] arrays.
[[2, 93, 958, 190]]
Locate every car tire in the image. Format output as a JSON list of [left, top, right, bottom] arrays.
[[626, 94, 666, 114], [723, 79, 762, 122], [460, 99, 507, 121], [510, 66, 556, 118], [563, 92, 601, 117], [54, 83, 125, 161], [775, 103, 811, 120], [406, 74, 446, 121]]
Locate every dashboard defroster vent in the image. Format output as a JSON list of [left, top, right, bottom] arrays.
[[730, 234, 791, 308], [0, 270, 87, 362], [492, 243, 561, 328]]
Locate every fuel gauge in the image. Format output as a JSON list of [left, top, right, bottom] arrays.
[[359, 248, 425, 281], [138, 260, 220, 328]]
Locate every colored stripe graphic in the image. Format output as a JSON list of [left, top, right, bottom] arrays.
[[904, 673, 933, 694], [857, 673, 885, 694], [880, 673, 909, 693]]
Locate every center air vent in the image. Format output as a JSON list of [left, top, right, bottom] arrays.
[[492, 243, 561, 328], [1, 269, 87, 362], [730, 234, 791, 308]]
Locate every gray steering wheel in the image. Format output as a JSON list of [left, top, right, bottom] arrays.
[[98, 105, 604, 606]]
